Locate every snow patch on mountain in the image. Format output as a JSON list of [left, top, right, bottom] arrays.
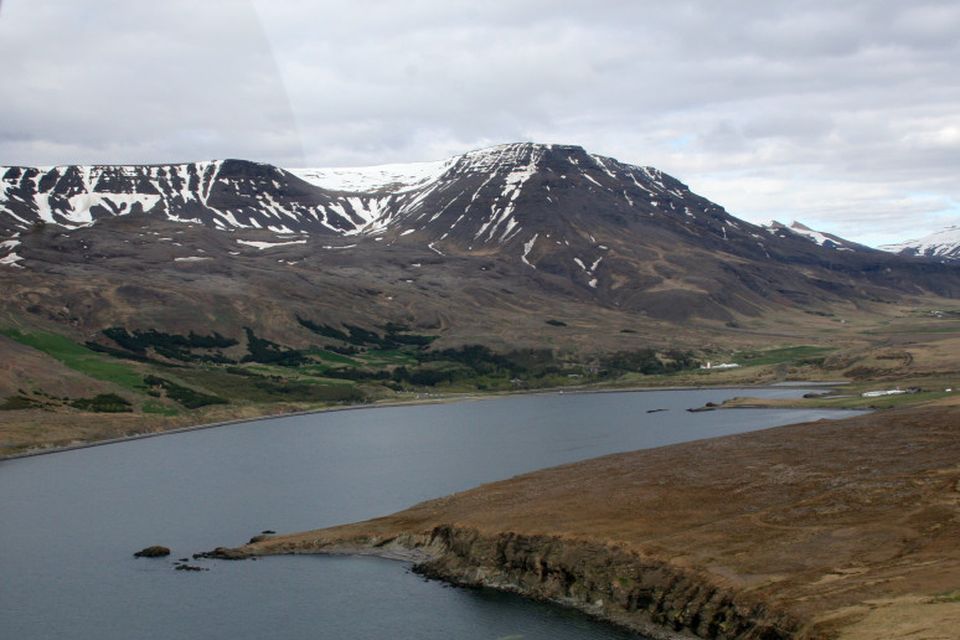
[[0, 236, 23, 267], [236, 238, 308, 250], [1, 162, 221, 228], [66, 193, 164, 224], [289, 160, 450, 193], [520, 233, 538, 268], [456, 143, 549, 173], [475, 149, 539, 242]]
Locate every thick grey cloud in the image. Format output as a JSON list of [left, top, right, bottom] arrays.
[[1, 0, 958, 245]]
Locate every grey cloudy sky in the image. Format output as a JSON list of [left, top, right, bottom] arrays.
[[1, 0, 958, 246]]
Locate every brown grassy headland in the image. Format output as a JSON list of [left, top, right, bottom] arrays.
[[226, 406, 960, 639]]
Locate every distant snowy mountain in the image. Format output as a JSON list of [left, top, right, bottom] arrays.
[[761, 220, 867, 252], [880, 225, 960, 262]]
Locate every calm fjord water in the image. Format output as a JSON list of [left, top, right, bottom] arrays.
[[0, 389, 860, 639]]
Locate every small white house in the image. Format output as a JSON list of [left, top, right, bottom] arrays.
[[700, 361, 740, 370], [861, 389, 908, 398]]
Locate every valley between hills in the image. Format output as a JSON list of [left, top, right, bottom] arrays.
[[2, 143, 960, 639]]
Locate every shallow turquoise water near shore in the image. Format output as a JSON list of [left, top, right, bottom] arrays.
[[0, 388, 861, 639]]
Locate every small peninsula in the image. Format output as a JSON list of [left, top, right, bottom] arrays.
[[215, 404, 960, 640]]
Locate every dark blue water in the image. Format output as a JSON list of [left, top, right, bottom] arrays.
[[0, 389, 860, 639]]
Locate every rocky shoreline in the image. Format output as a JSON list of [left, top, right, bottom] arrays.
[[206, 527, 806, 640]]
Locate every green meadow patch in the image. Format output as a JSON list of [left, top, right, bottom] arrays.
[[2, 328, 144, 391], [305, 348, 360, 366], [734, 345, 833, 367]]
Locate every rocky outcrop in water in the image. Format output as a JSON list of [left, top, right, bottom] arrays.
[[133, 545, 171, 558]]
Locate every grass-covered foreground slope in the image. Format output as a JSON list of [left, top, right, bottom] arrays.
[[233, 404, 960, 640]]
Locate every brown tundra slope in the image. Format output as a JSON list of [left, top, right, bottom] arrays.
[[226, 404, 960, 640]]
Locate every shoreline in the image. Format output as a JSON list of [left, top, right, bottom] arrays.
[[0, 380, 847, 462], [212, 537, 715, 640]]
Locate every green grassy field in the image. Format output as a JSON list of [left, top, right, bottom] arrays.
[[1, 328, 145, 391], [733, 345, 832, 367], [174, 366, 364, 404]]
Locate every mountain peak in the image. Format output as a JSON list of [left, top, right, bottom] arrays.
[[450, 142, 588, 174], [461, 141, 587, 157]]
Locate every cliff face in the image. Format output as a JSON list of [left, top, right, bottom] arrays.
[[414, 526, 811, 640], [227, 524, 812, 640]]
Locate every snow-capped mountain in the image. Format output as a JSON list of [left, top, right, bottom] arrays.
[[880, 225, 960, 262], [1, 143, 733, 246], [0, 144, 877, 266], [0, 143, 781, 277], [2, 142, 959, 331], [0, 144, 879, 288]]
